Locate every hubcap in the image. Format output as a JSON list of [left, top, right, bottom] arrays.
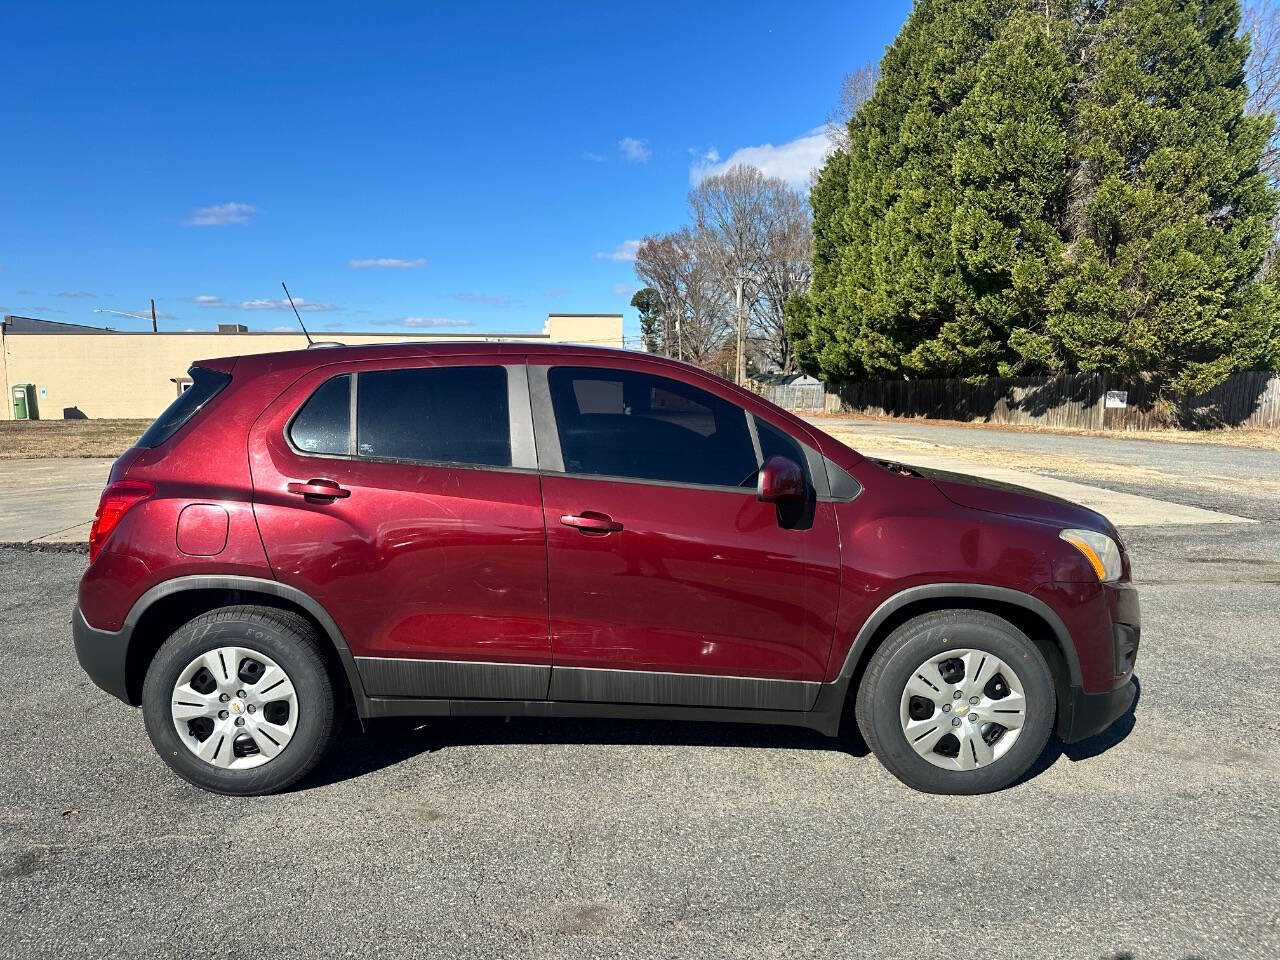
[[898, 648, 1027, 772], [170, 646, 299, 770]]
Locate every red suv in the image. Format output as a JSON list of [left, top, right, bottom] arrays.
[[73, 343, 1139, 795]]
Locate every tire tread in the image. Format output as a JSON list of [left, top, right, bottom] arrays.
[[141, 604, 337, 796], [854, 608, 1055, 794]]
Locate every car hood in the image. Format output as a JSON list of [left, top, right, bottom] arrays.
[[872, 459, 1116, 536]]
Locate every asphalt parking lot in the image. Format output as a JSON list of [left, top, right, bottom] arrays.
[[2, 513, 1278, 958]]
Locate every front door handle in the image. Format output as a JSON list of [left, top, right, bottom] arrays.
[[287, 479, 351, 501], [560, 512, 623, 534]]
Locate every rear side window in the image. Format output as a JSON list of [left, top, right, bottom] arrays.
[[356, 366, 511, 467], [289, 375, 350, 455], [548, 366, 757, 487], [137, 365, 230, 448]]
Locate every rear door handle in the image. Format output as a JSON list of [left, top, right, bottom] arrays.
[[287, 479, 351, 501], [560, 512, 623, 534]]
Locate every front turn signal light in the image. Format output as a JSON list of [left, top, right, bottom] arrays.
[[1059, 528, 1123, 583]]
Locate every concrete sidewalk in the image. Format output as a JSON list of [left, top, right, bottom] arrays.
[[0, 459, 111, 545]]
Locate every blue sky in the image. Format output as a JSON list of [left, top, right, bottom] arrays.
[[0, 1, 910, 343]]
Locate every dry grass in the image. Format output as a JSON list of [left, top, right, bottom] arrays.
[[0, 420, 150, 459], [807, 413, 1280, 451]]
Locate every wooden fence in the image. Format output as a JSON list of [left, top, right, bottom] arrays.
[[759, 371, 1280, 430]]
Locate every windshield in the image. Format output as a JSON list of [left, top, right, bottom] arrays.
[[136, 365, 231, 448]]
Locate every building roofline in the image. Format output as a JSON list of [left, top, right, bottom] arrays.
[[2, 316, 622, 337], [2, 315, 117, 334], [0, 326, 558, 338]]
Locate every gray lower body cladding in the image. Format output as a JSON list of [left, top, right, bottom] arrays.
[[355, 657, 820, 712]]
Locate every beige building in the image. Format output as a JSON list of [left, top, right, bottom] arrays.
[[0, 313, 625, 421]]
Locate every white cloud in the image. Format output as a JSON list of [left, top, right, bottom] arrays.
[[56, 290, 96, 299], [184, 202, 258, 227], [690, 127, 835, 188], [612, 283, 637, 297], [584, 152, 605, 162], [241, 297, 339, 313], [618, 137, 651, 163], [348, 257, 428, 269], [189, 294, 227, 308], [595, 239, 640, 263]]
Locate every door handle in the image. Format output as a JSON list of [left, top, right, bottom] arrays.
[[287, 479, 351, 501], [560, 512, 623, 534]]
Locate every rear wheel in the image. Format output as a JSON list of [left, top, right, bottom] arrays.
[[855, 609, 1055, 794], [142, 606, 337, 795]]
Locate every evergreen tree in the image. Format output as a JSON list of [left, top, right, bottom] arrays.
[[631, 287, 664, 354], [1036, 0, 1278, 394], [794, 0, 1279, 397]]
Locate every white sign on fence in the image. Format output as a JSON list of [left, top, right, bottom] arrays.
[[1105, 390, 1128, 409]]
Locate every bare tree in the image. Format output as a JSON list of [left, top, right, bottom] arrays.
[[689, 166, 783, 382], [753, 187, 812, 373], [1245, 1, 1280, 275], [826, 61, 880, 149], [688, 165, 812, 377], [1246, 1, 1280, 176], [633, 228, 732, 368]]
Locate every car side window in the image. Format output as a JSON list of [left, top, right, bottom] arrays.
[[289, 374, 351, 455], [356, 366, 511, 467], [547, 366, 757, 487], [753, 415, 808, 479]]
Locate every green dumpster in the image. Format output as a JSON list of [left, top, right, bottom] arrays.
[[11, 384, 35, 420]]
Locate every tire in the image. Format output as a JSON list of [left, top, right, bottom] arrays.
[[141, 605, 338, 796], [854, 609, 1055, 794]]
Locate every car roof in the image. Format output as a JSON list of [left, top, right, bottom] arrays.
[[196, 340, 699, 377]]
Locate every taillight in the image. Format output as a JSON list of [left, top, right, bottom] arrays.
[[88, 480, 155, 562]]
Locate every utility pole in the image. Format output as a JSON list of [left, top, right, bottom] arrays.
[[150, 298, 158, 333], [735, 276, 747, 385]]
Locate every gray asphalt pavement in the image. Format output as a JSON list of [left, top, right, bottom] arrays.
[[2, 518, 1279, 958]]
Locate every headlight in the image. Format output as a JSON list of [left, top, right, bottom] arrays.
[[1059, 529, 1123, 582]]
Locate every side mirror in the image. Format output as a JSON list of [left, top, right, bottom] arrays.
[[757, 455, 806, 504]]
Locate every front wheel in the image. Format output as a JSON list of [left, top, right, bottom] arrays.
[[141, 606, 337, 795], [855, 609, 1056, 794]]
